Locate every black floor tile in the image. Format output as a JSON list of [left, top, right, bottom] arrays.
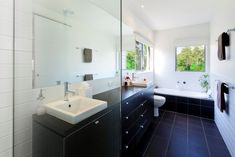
[[188, 116, 202, 125], [206, 135, 230, 153], [146, 137, 168, 157], [162, 111, 175, 119], [188, 144, 209, 157], [188, 124, 204, 133], [141, 111, 231, 157], [154, 122, 172, 139], [166, 140, 188, 157], [204, 127, 223, 139]]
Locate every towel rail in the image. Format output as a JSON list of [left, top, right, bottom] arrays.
[[227, 28, 235, 33], [215, 80, 235, 89], [76, 74, 98, 78]]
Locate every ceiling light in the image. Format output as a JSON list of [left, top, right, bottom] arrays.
[[141, 4, 145, 8]]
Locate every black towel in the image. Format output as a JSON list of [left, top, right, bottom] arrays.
[[217, 81, 229, 112], [84, 74, 93, 81], [218, 32, 230, 61]]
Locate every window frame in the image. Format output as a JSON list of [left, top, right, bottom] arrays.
[[122, 40, 153, 72], [175, 44, 207, 72]]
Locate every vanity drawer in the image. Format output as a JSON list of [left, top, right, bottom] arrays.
[[122, 97, 139, 116], [122, 108, 149, 144], [137, 100, 148, 114], [136, 119, 150, 144], [122, 120, 140, 144], [122, 109, 139, 129], [122, 134, 137, 157]]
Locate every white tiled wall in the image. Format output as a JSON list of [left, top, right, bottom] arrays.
[[0, 0, 13, 156], [210, 2, 235, 156]]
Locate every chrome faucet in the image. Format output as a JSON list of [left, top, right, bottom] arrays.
[[64, 82, 76, 101]]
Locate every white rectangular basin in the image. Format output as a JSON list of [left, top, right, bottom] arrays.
[[131, 80, 152, 87], [44, 96, 107, 124]]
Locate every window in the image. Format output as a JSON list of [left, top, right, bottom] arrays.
[[122, 41, 153, 71], [176, 45, 206, 72]]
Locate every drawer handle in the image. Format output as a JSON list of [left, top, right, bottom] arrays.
[[125, 131, 129, 134], [94, 121, 99, 125], [140, 125, 144, 129], [126, 102, 129, 105], [140, 114, 144, 117], [125, 116, 129, 120], [125, 145, 129, 149]]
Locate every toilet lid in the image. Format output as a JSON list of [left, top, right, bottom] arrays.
[[154, 95, 166, 101]]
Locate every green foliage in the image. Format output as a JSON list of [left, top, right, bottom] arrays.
[[176, 45, 205, 72], [126, 50, 136, 70], [199, 74, 210, 92]]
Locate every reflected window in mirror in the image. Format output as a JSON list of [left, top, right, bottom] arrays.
[[122, 41, 153, 71]]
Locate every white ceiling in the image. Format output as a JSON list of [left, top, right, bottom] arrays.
[[123, 0, 216, 30]]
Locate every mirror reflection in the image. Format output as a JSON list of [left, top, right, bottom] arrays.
[[32, 0, 120, 88]]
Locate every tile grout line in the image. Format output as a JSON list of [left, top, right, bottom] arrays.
[[163, 112, 176, 157], [201, 118, 211, 157], [142, 110, 166, 157]]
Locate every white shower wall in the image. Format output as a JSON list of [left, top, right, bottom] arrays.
[[0, 0, 13, 157]]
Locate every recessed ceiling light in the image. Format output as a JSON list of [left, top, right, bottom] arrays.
[[141, 4, 144, 8]]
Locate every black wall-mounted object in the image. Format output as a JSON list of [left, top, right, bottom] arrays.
[[217, 32, 230, 61]]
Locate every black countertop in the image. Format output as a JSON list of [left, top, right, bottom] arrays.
[[33, 86, 151, 137], [121, 86, 147, 100]]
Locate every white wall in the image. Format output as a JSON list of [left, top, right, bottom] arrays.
[[154, 23, 210, 91], [0, 0, 13, 156], [210, 0, 235, 156]]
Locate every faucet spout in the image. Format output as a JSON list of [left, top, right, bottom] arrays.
[[64, 82, 76, 101]]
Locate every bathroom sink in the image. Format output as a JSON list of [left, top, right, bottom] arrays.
[[44, 96, 107, 124], [131, 80, 152, 87]]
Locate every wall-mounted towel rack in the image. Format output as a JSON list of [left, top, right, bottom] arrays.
[[76, 74, 98, 78], [227, 28, 235, 33], [215, 80, 235, 89], [76, 47, 99, 52]]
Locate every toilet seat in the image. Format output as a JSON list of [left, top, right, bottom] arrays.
[[154, 95, 165, 101]]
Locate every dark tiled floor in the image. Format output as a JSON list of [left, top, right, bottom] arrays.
[[137, 110, 231, 157]]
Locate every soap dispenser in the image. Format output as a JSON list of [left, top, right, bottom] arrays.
[[36, 89, 46, 115], [78, 82, 93, 98]]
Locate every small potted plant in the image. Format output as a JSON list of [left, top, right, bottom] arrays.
[[199, 74, 210, 92]]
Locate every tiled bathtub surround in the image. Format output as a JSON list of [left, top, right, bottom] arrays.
[[157, 94, 214, 119], [0, 0, 13, 156]]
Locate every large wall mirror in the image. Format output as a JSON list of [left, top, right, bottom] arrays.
[[32, 0, 120, 88]]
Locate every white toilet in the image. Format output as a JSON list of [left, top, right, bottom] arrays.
[[154, 95, 166, 117]]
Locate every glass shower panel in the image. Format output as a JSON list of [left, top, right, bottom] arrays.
[[0, 0, 13, 156], [14, 0, 121, 157]]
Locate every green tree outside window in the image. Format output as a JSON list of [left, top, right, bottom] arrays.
[[176, 45, 205, 72]]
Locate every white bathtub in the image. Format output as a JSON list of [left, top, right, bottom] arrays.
[[154, 88, 209, 99]]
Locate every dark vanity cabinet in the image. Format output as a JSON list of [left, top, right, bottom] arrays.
[[121, 86, 154, 156], [33, 106, 120, 157], [66, 110, 114, 157]]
